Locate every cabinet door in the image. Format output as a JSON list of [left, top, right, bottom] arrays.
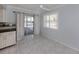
[[0, 33, 7, 49], [4, 31, 16, 47], [0, 31, 16, 49]]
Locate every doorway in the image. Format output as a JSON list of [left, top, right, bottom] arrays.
[[24, 16, 34, 35]]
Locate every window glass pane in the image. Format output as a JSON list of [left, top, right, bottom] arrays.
[[24, 16, 34, 28], [31, 17, 33, 21], [27, 17, 31, 21], [46, 23, 50, 28], [50, 15, 54, 22], [49, 14, 58, 29], [27, 17, 33, 23], [47, 16, 50, 22]]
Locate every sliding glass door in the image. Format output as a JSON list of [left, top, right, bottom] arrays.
[[24, 16, 34, 35]]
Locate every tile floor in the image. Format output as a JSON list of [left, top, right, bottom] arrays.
[[0, 35, 79, 54]]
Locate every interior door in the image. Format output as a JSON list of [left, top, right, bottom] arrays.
[[24, 16, 34, 35]]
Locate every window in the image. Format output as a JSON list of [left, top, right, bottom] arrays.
[[44, 13, 58, 29], [24, 16, 34, 28]]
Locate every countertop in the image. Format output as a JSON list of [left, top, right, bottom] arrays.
[[0, 26, 16, 33]]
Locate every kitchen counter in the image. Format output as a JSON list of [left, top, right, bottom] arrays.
[[0, 26, 16, 33], [0, 26, 16, 49], [0, 22, 16, 49]]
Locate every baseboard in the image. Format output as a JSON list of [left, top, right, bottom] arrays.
[[53, 39, 79, 52], [0, 44, 16, 50], [42, 35, 79, 52]]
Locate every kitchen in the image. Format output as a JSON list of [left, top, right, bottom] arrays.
[[0, 5, 16, 49]]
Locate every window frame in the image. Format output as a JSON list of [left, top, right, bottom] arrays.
[[43, 13, 58, 29]]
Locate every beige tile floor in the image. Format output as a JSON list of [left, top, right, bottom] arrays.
[[0, 35, 79, 54]]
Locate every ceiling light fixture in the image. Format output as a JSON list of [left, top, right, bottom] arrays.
[[40, 5, 51, 11]]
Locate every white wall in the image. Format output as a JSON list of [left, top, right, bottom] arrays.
[[40, 5, 79, 51]]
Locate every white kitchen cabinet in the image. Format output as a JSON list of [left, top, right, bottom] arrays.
[[0, 7, 16, 23], [0, 9, 3, 22], [0, 31, 16, 49], [0, 9, 7, 22]]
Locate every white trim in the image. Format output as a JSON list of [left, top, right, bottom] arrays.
[[42, 34, 79, 52]]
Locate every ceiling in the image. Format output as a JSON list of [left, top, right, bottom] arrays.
[[1, 4, 66, 14]]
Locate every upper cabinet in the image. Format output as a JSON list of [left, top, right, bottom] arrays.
[[0, 6, 16, 24], [0, 9, 3, 22], [0, 9, 6, 22]]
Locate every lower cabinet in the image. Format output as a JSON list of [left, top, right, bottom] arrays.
[[0, 31, 16, 49]]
